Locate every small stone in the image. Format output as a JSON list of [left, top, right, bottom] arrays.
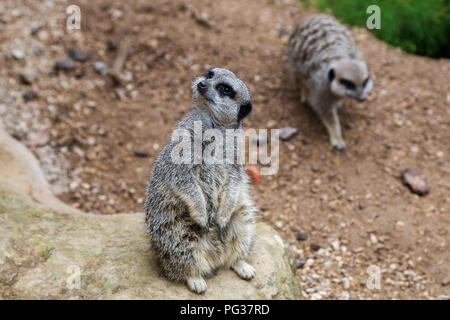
[[330, 240, 340, 251], [340, 291, 350, 300], [19, 67, 38, 85], [69, 181, 79, 190], [94, 61, 108, 75], [23, 90, 38, 102], [134, 150, 149, 158], [27, 131, 49, 147], [114, 88, 126, 100], [402, 168, 429, 196], [296, 232, 308, 241], [67, 49, 92, 62], [342, 277, 350, 289], [370, 234, 378, 244], [310, 243, 321, 251], [279, 126, 298, 141], [11, 49, 24, 60], [107, 41, 118, 51], [310, 293, 322, 300], [395, 220, 405, 230], [54, 59, 76, 72], [295, 260, 304, 269]]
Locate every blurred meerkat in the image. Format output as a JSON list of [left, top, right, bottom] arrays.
[[145, 68, 256, 294], [288, 14, 373, 150]]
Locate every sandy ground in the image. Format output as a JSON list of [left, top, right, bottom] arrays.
[[0, 0, 449, 299]]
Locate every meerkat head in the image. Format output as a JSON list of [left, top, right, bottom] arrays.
[[328, 59, 373, 102], [192, 67, 252, 128]]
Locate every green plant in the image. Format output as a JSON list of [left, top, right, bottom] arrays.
[[304, 0, 450, 58]]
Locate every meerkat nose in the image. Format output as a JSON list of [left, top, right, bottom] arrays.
[[197, 81, 207, 91]]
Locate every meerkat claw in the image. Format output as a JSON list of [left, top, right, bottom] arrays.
[[187, 277, 207, 294], [232, 260, 256, 280]]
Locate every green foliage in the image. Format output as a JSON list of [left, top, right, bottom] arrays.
[[303, 0, 450, 58]]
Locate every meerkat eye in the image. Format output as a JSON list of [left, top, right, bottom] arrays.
[[216, 83, 235, 98], [339, 79, 356, 90], [363, 77, 370, 88], [328, 69, 335, 82], [205, 70, 215, 79]]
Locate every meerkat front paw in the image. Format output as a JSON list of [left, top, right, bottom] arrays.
[[231, 260, 256, 280], [330, 136, 346, 151], [187, 276, 207, 294]]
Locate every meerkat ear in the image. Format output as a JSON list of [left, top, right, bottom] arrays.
[[238, 102, 252, 121], [328, 68, 335, 82]]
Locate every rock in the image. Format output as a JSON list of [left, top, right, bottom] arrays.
[[295, 260, 304, 269], [401, 168, 429, 196], [310, 243, 321, 251], [296, 232, 308, 241], [114, 88, 126, 100], [330, 240, 340, 251], [94, 61, 108, 75], [54, 60, 76, 72], [133, 150, 149, 158], [23, 90, 39, 102], [67, 49, 92, 62], [0, 123, 301, 299], [107, 41, 118, 51], [19, 67, 38, 85], [279, 127, 298, 141], [26, 131, 49, 147], [11, 49, 24, 60]]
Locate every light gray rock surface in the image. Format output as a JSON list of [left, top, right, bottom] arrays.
[[0, 121, 301, 299]]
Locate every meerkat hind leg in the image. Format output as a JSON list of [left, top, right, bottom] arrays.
[[294, 74, 309, 104], [187, 276, 207, 294], [231, 260, 256, 280], [319, 106, 346, 151]]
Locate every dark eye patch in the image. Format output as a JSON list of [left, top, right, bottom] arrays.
[[363, 77, 370, 88], [205, 70, 214, 79], [339, 78, 356, 90], [216, 83, 236, 98]]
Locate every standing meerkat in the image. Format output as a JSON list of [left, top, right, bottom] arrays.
[[145, 67, 256, 294], [287, 14, 373, 150]]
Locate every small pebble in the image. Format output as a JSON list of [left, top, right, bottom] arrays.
[[67, 49, 92, 62], [11, 49, 24, 60], [94, 61, 108, 75], [310, 243, 321, 251], [279, 126, 298, 141], [295, 260, 304, 269], [19, 67, 38, 85], [54, 59, 76, 72], [23, 90, 38, 102], [402, 168, 429, 196], [296, 232, 308, 241], [134, 150, 150, 158]]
